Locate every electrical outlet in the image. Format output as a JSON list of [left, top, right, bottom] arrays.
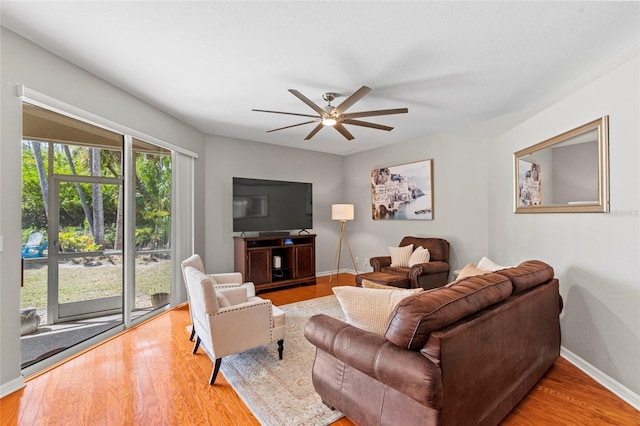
[[355, 257, 360, 266]]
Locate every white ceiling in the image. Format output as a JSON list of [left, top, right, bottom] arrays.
[[2, 1, 639, 156]]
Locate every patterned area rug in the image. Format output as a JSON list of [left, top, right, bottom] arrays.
[[220, 295, 345, 426]]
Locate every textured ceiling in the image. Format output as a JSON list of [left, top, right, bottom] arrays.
[[2, 1, 639, 155]]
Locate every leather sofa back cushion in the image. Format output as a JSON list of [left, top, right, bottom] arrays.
[[385, 274, 512, 350], [495, 260, 554, 295], [399, 236, 449, 262]]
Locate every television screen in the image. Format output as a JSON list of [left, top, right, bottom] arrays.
[[233, 177, 313, 233]]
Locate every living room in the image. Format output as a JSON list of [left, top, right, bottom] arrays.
[[1, 1, 639, 421]]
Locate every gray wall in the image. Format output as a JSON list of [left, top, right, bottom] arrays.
[[0, 28, 207, 394], [487, 52, 640, 396], [2, 24, 639, 406], [203, 135, 345, 274], [343, 113, 528, 275]]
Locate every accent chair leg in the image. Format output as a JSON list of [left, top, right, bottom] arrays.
[[189, 325, 196, 341], [209, 358, 222, 385], [192, 336, 201, 354], [277, 339, 284, 360]]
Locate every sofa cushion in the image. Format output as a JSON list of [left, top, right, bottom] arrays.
[[495, 260, 554, 294], [409, 246, 431, 266], [333, 286, 423, 335], [385, 273, 512, 350], [389, 244, 414, 267]]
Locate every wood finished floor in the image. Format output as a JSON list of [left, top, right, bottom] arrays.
[[1, 273, 638, 425]]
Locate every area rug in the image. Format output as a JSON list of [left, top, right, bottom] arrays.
[[220, 295, 345, 426]]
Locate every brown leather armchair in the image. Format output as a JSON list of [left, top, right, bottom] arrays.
[[369, 236, 450, 290]]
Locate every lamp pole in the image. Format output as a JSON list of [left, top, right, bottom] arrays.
[[330, 204, 358, 282]]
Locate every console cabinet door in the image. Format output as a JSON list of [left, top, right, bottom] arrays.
[[247, 249, 270, 285], [295, 245, 315, 278]]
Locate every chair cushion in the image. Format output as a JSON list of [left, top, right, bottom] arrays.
[[333, 286, 423, 335], [389, 244, 414, 267], [409, 246, 430, 266], [385, 274, 512, 350]]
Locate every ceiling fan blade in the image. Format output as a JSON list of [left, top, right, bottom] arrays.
[[342, 107, 408, 119], [288, 89, 327, 116], [333, 122, 355, 140], [342, 119, 393, 131], [252, 109, 319, 119], [333, 86, 371, 115], [266, 120, 319, 133], [304, 123, 324, 140]]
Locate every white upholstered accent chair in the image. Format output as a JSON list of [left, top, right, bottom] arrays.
[[181, 254, 256, 341], [183, 266, 285, 385]]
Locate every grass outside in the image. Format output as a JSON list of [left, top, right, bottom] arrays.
[[22, 256, 171, 322]]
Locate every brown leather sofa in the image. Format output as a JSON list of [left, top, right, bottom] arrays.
[[367, 236, 450, 290], [305, 260, 562, 426]]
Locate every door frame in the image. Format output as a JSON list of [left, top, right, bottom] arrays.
[[47, 174, 124, 323]]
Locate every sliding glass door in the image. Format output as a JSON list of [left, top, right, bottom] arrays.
[[20, 102, 174, 370]]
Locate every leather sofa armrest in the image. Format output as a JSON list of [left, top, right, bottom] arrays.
[[304, 314, 443, 408], [370, 256, 391, 271]]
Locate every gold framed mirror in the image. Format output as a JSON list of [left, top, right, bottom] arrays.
[[514, 116, 609, 213]]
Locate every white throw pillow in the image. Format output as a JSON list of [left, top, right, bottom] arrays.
[[216, 292, 231, 308], [409, 246, 431, 267], [448, 263, 490, 285], [332, 286, 423, 335], [389, 244, 414, 267], [477, 256, 507, 272]]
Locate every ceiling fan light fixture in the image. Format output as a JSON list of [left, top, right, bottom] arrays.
[[322, 116, 337, 127]]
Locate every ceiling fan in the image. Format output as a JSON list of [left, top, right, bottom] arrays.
[[252, 86, 408, 141]]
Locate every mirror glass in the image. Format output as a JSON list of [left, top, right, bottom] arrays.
[[514, 116, 609, 213]]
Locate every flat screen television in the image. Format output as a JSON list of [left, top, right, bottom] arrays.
[[233, 177, 313, 233]]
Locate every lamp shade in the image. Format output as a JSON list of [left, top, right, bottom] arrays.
[[332, 204, 354, 221]]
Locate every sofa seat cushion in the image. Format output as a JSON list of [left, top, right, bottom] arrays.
[[495, 260, 554, 294], [380, 266, 410, 276], [385, 273, 512, 350]]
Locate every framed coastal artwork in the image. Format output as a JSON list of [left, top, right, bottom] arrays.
[[371, 159, 433, 220]]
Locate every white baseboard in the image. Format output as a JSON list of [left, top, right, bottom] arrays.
[[0, 376, 25, 399], [561, 346, 640, 411]]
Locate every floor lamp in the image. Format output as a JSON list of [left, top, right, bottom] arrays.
[[330, 204, 358, 282]]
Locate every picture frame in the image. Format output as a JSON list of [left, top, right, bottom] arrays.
[[371, 159, 433, 220]]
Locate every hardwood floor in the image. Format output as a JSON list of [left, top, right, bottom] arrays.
[[1, 273, 637, 425]]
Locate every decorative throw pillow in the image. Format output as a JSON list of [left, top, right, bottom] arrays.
[[216, 292, 231, 308], [361, 279, 399, 290], [389, 244, 414, 267], [451, 263, 490, 283], [477, 256, 507, 272], [409, 246, 431, 267], [332, 286, 423, 335]]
